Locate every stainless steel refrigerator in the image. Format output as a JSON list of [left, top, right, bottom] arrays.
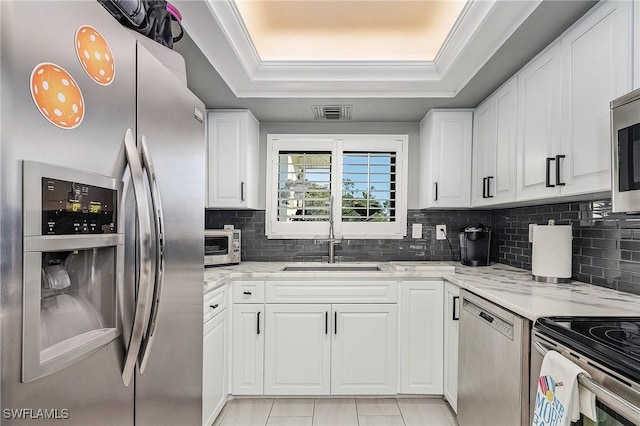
[[0, 2, 204, 425]]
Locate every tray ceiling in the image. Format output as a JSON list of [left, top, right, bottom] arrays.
[[173, 0, 546, 98]]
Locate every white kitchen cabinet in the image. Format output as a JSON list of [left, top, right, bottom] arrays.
[[203, 286, 229, 426], [206, 110, 260, 209], [264, 304, 331, 395], [331, 304, 397, 395], [399, 280, 444, 395], [419, 110, 473, 208], [517, 41, 563, 201], [559, 0, 631, 196], [443, 281, 460, 413], [472, 78, 517, 207], [517, 0, 632, 202], [231, 303, 264, 395]]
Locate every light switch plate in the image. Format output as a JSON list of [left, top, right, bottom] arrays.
[[412, 223, 422, 239], [436, 224, 447, 240], [529, 223, 536, 242], [223, 224, 234, 230]]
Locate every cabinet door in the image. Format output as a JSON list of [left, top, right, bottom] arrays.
[[560, 0, 632, 196], [492, 78, 518, 204], [206, 111, 259, 209], [443, 282, 460, 413], [517, 42, 562, 201], [331, 304, 397, 395], [472, 99, 496, 206], [399, 281, 444, 395], [232, 304, 264, 395], [264, 304, 331, 395], [207, 112, 246, 208], [203, 309, 228, 426]]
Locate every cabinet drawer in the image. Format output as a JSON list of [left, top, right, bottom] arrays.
[[204, 286, 227, 324], [266, 280, 397, 303], [233, 281, 265, 303]]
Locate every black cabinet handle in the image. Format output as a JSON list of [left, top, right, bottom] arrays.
[[209, 304, 219, 309], [555, 155, 565, 186], [452, 296, 460, 321], [545, 157, 556, 187], [257, 311, 261, 335], [482, 177, 487, 198], [243, 291, 252, 295], [433, 182, 439, 202], [325, 311, 328, 335], [334, 311, 337, 335], [487, 176, 494, 198]]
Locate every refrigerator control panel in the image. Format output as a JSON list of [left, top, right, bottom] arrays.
[[41, 177, 117, 235]]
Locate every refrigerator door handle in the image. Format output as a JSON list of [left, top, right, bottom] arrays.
[[138, 135, 166, 373], [122, 129, 154, 387]]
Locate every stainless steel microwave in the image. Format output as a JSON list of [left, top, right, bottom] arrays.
[[204, 229, 241, 266], [612, 87, 640, 213]]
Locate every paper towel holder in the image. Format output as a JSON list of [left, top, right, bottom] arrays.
[[532, 219, 572, 283]]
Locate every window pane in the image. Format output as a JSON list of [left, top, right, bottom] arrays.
[[277, 152, 331, 222], [342, 152, 396, 222]]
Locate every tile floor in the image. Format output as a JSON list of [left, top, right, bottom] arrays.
[[213, 397, 459, 426]]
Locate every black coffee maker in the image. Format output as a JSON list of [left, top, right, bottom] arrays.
[[459, 224, 491, 266]]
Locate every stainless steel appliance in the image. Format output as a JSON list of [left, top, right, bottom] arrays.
[[458, 290, 531, 426], [612, 88, 640, 213], [533, 317, 640, 425], [459, 225, 492, 266], [204, 229, 241, 266], [1, 2, 205, 425]]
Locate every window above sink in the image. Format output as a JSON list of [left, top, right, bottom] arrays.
[[266, 134, 408, 240]]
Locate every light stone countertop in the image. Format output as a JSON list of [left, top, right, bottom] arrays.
[[204, 261, 640, 321]]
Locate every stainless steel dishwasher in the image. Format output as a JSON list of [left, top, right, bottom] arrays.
[[457, 290, 531, 426]]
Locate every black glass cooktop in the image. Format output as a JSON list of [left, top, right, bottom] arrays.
[[535, 317, 640, 384]]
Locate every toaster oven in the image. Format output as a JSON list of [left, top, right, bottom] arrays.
[[204, 229, 240, 266]]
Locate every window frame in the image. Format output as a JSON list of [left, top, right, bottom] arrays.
[[266, 134, 408, 239]]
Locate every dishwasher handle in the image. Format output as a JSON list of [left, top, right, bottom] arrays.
[[463, 298, 514, 340]]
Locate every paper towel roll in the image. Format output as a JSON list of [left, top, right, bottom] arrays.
[[532, 224, 572, 282]]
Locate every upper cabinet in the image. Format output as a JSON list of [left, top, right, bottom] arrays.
[[465, 0, 635, 206], [559, 0, 632, 197], [206, 110, 260, 209], [516, 42, 563, 201], [472, 77, 518, 207], [419, 110, 473, 209]]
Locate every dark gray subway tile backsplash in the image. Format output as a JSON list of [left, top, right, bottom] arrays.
[[206, 199, 640, 296]]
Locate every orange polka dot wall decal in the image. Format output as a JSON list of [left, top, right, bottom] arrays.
[[30, 63, 85, 130], [75, 25, 115, 86]]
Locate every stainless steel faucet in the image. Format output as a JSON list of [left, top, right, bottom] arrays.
[[328, 195, 340, 263]]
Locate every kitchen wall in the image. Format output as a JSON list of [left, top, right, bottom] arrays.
[[256, 122, 422, 209], [207, 199, 640, 296], [206, 209, 494, 263], [494, 200, 640, 296]]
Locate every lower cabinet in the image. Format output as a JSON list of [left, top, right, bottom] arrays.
[[331, 304, 398, 395], [399, 280, 444, 394], [263, 303, 397, 396], [232, 303, 264, 395], [203, 288, 229, 426], [443, 282, 461, 412], [264, 304, 331, 395]]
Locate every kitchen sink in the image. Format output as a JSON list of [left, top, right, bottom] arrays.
[[281, 264, 382, 272]]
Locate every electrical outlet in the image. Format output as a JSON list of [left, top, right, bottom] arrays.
[[436, 224, 447, 240], [223, 224, 234, 230]]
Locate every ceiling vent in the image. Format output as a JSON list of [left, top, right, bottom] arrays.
[[312, 105, 352, 120]]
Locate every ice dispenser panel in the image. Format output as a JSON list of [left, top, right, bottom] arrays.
[[22, 161, 123, 382]]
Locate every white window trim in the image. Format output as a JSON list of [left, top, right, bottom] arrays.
[[266, 134, 409, 239]]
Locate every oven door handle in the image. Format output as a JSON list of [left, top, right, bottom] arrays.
[[533, 338, 640, 423]]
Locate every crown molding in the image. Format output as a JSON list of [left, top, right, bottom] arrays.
[[174, 0, 543, 98]]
